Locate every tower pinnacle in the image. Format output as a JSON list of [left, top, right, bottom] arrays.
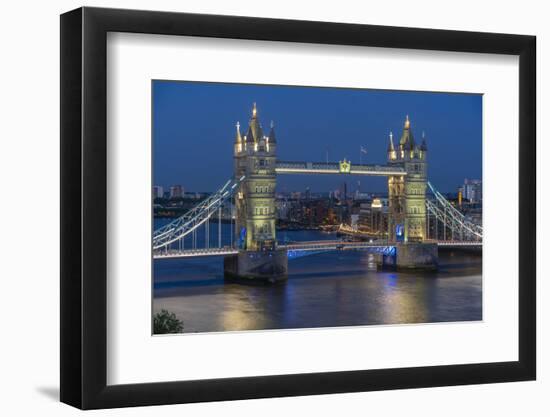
[[399, 114, 415, 149], [246, 102, 263, 143], [268, 120, 277, 144], [235, 121, 242, 144], [420, 130, 428, 151], [388, 131, 395, 151]]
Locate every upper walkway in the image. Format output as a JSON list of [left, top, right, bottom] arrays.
[[275, 161, 406, 176]]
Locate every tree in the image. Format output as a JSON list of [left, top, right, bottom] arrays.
[[153, 309, 184, 334]]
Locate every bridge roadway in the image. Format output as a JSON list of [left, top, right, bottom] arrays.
[[153, 239, 481, 260]]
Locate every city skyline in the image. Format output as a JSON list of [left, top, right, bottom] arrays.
[[153, 81, 482, 193]]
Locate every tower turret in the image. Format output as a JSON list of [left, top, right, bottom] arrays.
[[234, 121, 242, 154], [245, 102, 264, 145], [400, 115, 415, 157], [387, 131, 396, 161], [268, 120, 276, 144], [420, 131, 428, 152]]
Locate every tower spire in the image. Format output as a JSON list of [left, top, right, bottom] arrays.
[[420, 130, 428, 151], [400, 114, 415, 149], [234, 121, 242, 144], [268, 120, 277, 143], [246, 102, 263, 143], [387, 130, 397, 161], [387, 131, 395, 151]]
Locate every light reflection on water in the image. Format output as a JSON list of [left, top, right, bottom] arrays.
[[153, 246, 482, 334]]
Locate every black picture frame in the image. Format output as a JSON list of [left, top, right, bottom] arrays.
[[60, 6, 536, 410]]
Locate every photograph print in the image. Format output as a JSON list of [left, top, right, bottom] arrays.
[[152, 81, 483, 335]]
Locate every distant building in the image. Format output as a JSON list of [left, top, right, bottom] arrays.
[[169, 185, 184, 199], [341, 182, 348, 200], [275, 199, 291, 220], [152, 185, 164, 199], [354, 191, 371, 201], [359, 197, 389, 235], [350, 214, 360, 231], [463, 179, 482, 203]]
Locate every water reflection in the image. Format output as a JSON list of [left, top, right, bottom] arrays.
[[153, 246, 481, 334]]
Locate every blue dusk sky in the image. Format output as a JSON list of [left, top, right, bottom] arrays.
[[153, 81, 482, 194]]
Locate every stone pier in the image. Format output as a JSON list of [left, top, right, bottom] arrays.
[[378, 242, 438, 271], [224, 249, 288, 284]]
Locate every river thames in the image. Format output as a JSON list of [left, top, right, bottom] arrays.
[[153, 228, 482, 334]]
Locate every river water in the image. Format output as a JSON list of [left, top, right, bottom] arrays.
[[153, 226, 482, 333]]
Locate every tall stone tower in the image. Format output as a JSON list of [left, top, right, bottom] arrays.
[[387, 116, 428, 243], [225, 103, 287, 283], [233, 103, 277, 250]]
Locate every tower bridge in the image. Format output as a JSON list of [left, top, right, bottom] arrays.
[[153, 103, 482, 282]]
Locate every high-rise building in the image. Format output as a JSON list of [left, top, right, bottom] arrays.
[[169, 185, 184, 199], [152, 185, 164, 199], [463, 178, 482, 203], [359, 198, 389, 235], [341, 182, 348, 200]]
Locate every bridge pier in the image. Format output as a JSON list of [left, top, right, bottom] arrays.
[[377, 242, 438, 271], [224, 249, 288, 284]]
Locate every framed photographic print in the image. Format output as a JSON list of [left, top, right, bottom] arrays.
[[60, 7, 536, 409]]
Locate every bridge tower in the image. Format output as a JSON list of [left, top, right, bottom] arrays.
[[384, 116, 437, 269], [225, 103, 288, 282], [387, 116, 428, 242], [233, 103, 277, 250]]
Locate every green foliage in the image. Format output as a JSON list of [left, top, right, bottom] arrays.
[[153, 309, 184, 334]]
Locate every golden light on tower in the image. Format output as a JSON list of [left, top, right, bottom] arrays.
[[339, 158, 351, 173], [388, 131, 397, 160]]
